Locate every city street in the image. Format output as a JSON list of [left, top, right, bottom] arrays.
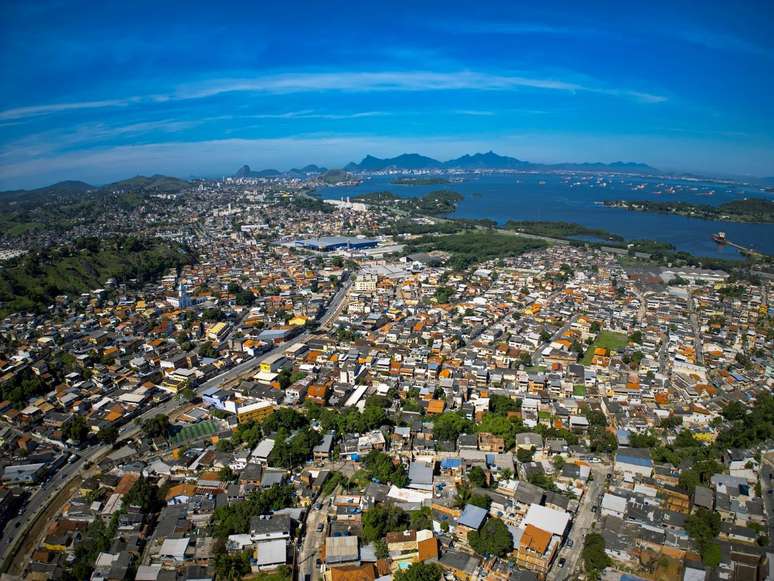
[[549, 462, 610, 581], [0, 279, 352, 573]]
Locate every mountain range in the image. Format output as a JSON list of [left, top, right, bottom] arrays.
[[0, 175, 190, 204], [235, 164, 328, 178], [342, 151, 659, 173]]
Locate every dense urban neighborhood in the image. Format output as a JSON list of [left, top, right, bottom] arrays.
[[0, 169, 773, 581]]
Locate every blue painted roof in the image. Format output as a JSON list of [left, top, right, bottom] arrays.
[[458, 504, 488, 529], [616, 454, 653, 467], [441, 458, 461, 469]]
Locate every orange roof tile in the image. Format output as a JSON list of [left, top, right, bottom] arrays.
[[520, 524, 551, 554]]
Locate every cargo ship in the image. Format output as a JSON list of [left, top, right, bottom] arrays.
[[712, 231, 727, 244]]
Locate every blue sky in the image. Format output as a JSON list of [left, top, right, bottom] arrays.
[[1, 0, 773, 188]]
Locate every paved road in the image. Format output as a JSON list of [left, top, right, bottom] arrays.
[[687, 294, 704, 365], [297, 502, 327, 581], [0, 442, 109, 571], [296, 460, 357, 581], [1, 279, 352, 573], [549, 462, 610, 581]]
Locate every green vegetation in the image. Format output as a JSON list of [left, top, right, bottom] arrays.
[[505, 220, 623, 241], [467, 517, 513, 557], [603, 198, 774, 223], [362, 450, 409, 487], [585, 408, 618, 453], [124, 475, 164, 513], [581, 330, 629, 364], [62, 508, 125, 580], [516, 447, 535, 463], [62, 415, 89, 443], [286, 193, 335, 213], [394, 562, 443, 581], [0, 236, 193, 317], [686, 508, 721, 567], [321, 471, 351, 496], [169, 419, 220, 446], [433, 285, 455, 303], [715, 392, 774, 449], [582, 532, 611, 580], [432, 412, 474, 443], [405, 230, 548, 270], [268, 427, 322, 469], [362, 503, 413, 542], [214, 550, 252, 580], [489, 394, 521, 415], [142, 414, 172, 439], [468, 466, 488, 488], [355, 189, 463, 215], [212, 484, 295, 538]]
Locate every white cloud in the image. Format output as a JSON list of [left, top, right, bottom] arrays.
[[0, 98, 137, 121], [0, 69, 667, 122]]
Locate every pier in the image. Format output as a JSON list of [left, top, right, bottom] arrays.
[[712, 232, 764, 257]]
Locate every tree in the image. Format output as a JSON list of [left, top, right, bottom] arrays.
[[468, 518, 513, 557], [468, 466, 487, 488], [219, 466, 237, 482], [198, 341, 218, 358], [363, 451, 409, 487], [142, 414, 171, 438], [214, 550, 251, 580], [489, 394, 520, 415], [213, 485, 295, 539], [589, 427, 617, 453], [124, 475, 162, 513], [686, 508, 721, 566], [97, 425, 118, 445], [517, 447, 535, 463], [362, 503, 409, 543], [674, 430, 700, 448], [629, 431, 658, 448], [434, 286, 454, 304], [409, 507, 433, 530], [63, 415, 89, 443], [394, 562, 442, 581], [374, 539, 389, 560], [721, 400, 746, 421], [432, 412, 474, 442], [582, 533, 611, 579]]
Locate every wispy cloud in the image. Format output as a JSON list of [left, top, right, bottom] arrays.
[[453, 110, 496, 116], [0, 69, 667, 122], [244, 110, 391, 120], [675, 29, 773, 58], [436, 21, 603, 38], [0, 98, 138, 121]]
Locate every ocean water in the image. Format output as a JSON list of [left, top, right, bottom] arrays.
[[321, 172, 774, 260]]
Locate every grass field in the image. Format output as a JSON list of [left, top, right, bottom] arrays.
[[582, 330, 629, 364], [169, 420, 219, 446]]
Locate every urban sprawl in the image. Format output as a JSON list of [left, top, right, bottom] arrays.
[[0, 171, 773, 581]]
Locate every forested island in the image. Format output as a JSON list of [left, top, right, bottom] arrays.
[[353, 190, 463, 215], [504, 220, 625, 242], [603, 198, 774, 223]]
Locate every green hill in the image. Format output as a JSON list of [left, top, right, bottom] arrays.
[[0, 236, 195, 317]]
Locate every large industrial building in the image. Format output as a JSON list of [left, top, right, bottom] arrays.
[[293, 236, 378, 252]]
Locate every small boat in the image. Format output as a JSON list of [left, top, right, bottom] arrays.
[[712, 232, 727, 244]]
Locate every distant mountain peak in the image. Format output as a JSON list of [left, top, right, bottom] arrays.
[[342, 151, 659, 174]]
